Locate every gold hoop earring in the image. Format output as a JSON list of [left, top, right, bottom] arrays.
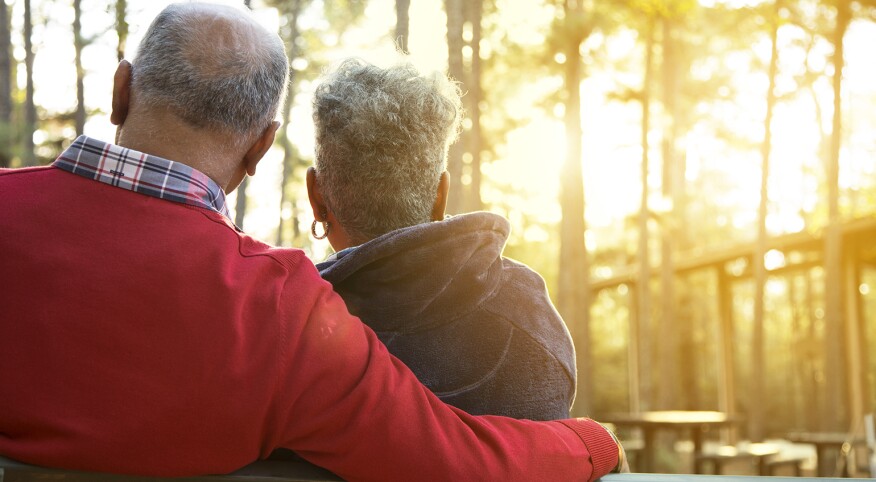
[[311, 219, 330, 240]]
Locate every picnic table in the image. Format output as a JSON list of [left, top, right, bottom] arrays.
[[786, 431, 867, 477], [601, 410, 742, 473]]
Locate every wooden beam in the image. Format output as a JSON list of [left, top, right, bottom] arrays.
[[589, 217, 876, 292]]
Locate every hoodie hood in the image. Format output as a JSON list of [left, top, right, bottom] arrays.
[[317, 212, 509, 333]]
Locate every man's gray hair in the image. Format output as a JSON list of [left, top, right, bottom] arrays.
[[132, 3, 288, 140], [313, 58, 463, 243]]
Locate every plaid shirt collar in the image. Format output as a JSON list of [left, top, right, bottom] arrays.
[[53, 136, 231, 220]]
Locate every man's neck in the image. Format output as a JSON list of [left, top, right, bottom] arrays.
[[116, 112, 241, 191]]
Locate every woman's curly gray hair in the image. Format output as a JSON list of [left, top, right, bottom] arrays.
[[312, 58, 463, 243]]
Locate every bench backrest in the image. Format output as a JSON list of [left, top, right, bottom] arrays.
[[0, 456, 860, 482], [0, 456, 342, 482]]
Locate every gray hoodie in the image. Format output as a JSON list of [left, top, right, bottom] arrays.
[[316, 212, 576, 420]]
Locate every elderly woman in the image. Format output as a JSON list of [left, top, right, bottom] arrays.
[[306, 58, 576, 420]]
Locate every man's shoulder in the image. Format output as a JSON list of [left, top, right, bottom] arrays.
[[0, 166, 55, 179], [237, 234, 315, 273]]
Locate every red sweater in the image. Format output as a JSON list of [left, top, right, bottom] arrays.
[[0, 165, 618, 481]]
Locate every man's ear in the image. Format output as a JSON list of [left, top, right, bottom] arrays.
[[243, 121, 280, 177], [110, 60, 133, 126], [431, 171, 449, 221], [306, 166, 328, 221]]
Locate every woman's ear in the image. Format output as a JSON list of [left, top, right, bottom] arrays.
[[306, 167, 328, 221], [431, 171, 450, 221]]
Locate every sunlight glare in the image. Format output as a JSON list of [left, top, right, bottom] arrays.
[[764, 249, 785, 271], [493, 0, 554, 46], [523, 225, 549, 243]]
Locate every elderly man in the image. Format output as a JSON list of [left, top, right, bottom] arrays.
[[0, 3, 622, 481]]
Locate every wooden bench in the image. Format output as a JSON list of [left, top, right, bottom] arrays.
[[694, 443, 785, 475], [761, 455, 806, 476], [0, 456, 342, 482], [0, 456, 852, 482]]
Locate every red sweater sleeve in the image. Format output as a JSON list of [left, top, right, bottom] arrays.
[[268, 261, 618, 482]]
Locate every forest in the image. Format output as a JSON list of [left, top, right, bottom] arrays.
[[1, 0, 875, 452]]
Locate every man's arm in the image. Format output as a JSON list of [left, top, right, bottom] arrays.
[[269, 262, 620, 482]]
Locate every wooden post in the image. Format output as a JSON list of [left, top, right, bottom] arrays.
[[823, 0, 850, 432], [843, 238, 864, 432], [788, 271, 806, 429], [716, 265, 737, 444], [630, 281, 643, 413], [804, 268, 820, 432], [633, 15, 655, 416]]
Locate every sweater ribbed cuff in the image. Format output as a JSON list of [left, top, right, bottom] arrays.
[[558, 418, 619, 482]]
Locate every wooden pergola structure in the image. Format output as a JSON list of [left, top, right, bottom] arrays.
[[589, 216, 876, 436]]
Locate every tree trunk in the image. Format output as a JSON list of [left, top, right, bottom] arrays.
[[655, 16, 678, 411], [277, 87, 296, 246], [73, 0, 86, 137], [235, 179, 249, 229], [558, 0, 591, 417], [465, 0, 482, 212], [823, 0, 850, 432], [750, 0, 780, 442], [277, 1, 303, 246], [23, 0, 36, 166], [0, 0, 12, 167], [115, 0, 128, 61], [444, 0, 465, 214], [632, 16, 655, 414], [395, 0, 410, 54], [235, 0, 254, 229]]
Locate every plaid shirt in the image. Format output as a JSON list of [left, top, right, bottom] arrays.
[[53, 136, 231, 219]]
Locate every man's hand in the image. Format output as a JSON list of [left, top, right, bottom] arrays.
[[616, 442, 630, 473]]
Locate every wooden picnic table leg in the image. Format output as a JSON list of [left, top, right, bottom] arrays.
[[815, 443, 828, 477], [692, 426, 704, 474], [641, 427, 656, 473]]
